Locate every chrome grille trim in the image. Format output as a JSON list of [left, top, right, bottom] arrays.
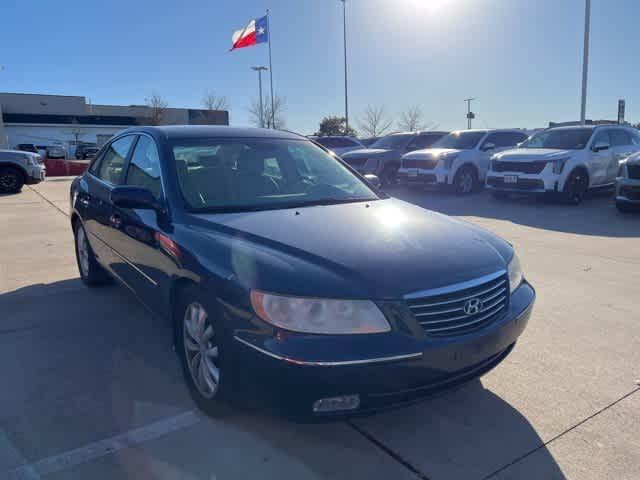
[[406, 270, 509, 337]]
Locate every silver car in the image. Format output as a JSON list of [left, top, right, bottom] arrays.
[[0, 149, 46, 193], [616, 152, 640, 212]]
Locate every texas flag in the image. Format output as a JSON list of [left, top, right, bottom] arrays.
[[231, 15, 269, 51]]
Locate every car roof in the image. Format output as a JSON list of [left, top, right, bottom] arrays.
[[546, 124, 625, 131], [122, 125, 306, 141], [0, 149, 38, 156]]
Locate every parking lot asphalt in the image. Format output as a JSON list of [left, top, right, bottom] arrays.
[[1, 179, 639, 480]]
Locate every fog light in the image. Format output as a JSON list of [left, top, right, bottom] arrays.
[[312, 395, 360, 413]]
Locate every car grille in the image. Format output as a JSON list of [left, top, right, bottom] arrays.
[[627, 164, 640, 180], [402, 158, 438, 169], [487, 177, 545, 191], [344, 157, 367, 167], [492, 160, 547, 174], [406, 272, 508, 337]]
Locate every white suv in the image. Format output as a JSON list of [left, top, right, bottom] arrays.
[[397, 129, 528, 194], [486, 125, 640, 204]]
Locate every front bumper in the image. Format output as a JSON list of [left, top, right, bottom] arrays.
[[230, 282, 535, 418], [26, 164, 46, 184], [397, 167, 448, 186], [616, 178, 640, 204], [486, 163, 559, 193]]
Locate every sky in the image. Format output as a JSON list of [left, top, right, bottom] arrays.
[[2, 0, 640, 135]]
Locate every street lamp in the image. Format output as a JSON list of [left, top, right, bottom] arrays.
[[251, 66, 269, 128], [464, 98, 476, 129], [580, 0, 591, 125], [340, 0, 349, 134]]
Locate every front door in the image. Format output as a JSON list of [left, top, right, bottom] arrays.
[[105, 134, 173, 311], [588, 130, 612, 186]]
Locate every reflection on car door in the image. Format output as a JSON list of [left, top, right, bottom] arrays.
[[589, 130, 612, 185], [104, 134, 173, 311]]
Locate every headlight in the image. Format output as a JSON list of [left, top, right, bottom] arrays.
[[508, 253, 524, 293], [439, 153, 458, 169], [250, 291, 391, 334], [25, 155, 37, 166], [552, 157, 569, 174]]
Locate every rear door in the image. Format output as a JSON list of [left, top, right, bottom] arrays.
[[81, 135, 136, 276]]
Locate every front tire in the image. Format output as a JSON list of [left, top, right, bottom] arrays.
[[176, 286, 232, 416], [0, 167, 25, 194], [74, 222, 111, 286], [562, 169, 589, 204], [453, 165, 478, 195]]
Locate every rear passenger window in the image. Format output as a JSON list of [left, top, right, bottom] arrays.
[[95, 136, 135, 185], [609, 129, 632, 147], [126, 136, 163, 200]]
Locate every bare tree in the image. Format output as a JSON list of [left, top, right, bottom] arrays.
[[201, 91, 229, 111], [249, 95, 286, 129], [145, 94, 169, 125], [358, 105, 393, 137], [398, 106, 426, 132]]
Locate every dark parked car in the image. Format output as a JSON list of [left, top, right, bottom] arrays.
[[358, 137, 380, 147], [16, 143, 39, 154], [76, 144, 99, 159], [341, 131, 449, 185], [70, 126, 534, 418]]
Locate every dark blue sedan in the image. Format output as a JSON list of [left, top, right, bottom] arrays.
[[70, 126, 535, 418]]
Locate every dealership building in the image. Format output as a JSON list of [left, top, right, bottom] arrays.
[[0, 92, 229, 155]]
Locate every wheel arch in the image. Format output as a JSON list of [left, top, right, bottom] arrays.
[[0, 162, 28, 182], [450, 162, 480, 185], [560, 164, 590, 191]]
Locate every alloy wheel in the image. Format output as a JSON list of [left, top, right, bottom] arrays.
[[183, 302, 221, 399], [76, 227, 90, 277], [0, 172, 18, 191]]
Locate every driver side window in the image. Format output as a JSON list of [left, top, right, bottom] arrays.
[[592, 131, 610, 148]]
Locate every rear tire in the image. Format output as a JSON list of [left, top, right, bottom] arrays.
[[175, 285, 233, 417], [74, 222, 111, 287], [562, 169, 589, 204], [0, 167, 25, 194], [453, 165, 478, 195]]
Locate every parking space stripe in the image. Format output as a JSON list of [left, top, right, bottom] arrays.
[[4, 411, 201, 479]]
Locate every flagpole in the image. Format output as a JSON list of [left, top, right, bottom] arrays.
[[266, 9, 276, 129]]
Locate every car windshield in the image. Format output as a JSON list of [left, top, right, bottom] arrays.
[[521, 128, 593, 150], [370, 134, 413, 149], [172, 138, 380, 212], [432, 131, 486, 150]]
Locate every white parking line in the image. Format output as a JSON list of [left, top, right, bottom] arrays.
[[4, 411, 201, 479]]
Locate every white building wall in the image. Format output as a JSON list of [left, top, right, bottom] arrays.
[[5, 124, 127, 155]]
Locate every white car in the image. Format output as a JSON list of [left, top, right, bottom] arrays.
[[487, 125, 640, 204], [397, 129, 529, 194], [312, 136, 365, 156]]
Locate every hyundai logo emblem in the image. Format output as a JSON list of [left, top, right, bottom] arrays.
[[463, 298, 483, 316]]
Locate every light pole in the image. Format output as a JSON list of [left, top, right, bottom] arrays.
[[464, 98, 476, 129], [251, 66, 268, 128], [340, 0, 349, 134], [580, 0, 591, 125]]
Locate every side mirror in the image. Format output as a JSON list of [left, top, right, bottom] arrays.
[[482, 142, 496, 152], [111, 186, 158, 211], [592, 141, 609, 152], [363, 174, 381, 189]]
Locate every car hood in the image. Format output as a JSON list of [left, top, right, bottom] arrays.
[[188, 199, 512, 299], [341, 148, 392, 158], [494, 148, 574, 162], [623, 151, 640, 165], [403, 148, 461, 159]]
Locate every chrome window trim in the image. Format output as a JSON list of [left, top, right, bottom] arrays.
[[233, 336, 422, 366], [404, 270, 507, 300]]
